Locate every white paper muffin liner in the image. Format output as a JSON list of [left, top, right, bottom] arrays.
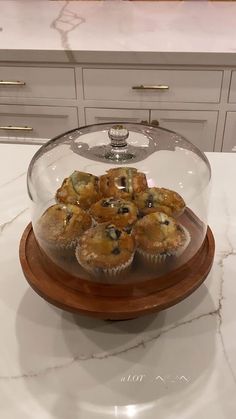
[[75, 245, 134, 279], [136, 225, 191, 265], [136, 248, 169, 264], [173, 226, 191, 258], [37, 236, 78, 252]]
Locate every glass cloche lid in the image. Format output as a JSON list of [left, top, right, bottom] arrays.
[[27, 122, 211, 284]]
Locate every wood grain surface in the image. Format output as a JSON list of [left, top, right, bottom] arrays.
[[19, 214, 215, 320]]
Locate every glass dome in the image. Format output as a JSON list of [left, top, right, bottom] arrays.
[[27, 122, 211, 286]]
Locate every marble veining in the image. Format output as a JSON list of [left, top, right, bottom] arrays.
[[51, 0, 85, 62], [217, 251, 236, 385], [217, 215, 236, 386], [2, 1, 236, 65], [0, 309, 219, 382], [0, 146, 236, 418], [0, 208, 28, 235], [0, 171, 26, 189]]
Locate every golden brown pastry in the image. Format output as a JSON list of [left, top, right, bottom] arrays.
[[56, 171, 100, 209], [99, 167, 147, 200], [36, 203, 92, 249], [134, 187, 185, 217], [133, 211, 189, 265], [75, 223, 135, 278], [90, 197, 139, 230]]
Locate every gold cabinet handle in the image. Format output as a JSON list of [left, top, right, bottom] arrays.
[[132, 85, 169, 90], [140, 120, 159, 126], [151, 119, 159, 126], [0, 125, 33, 131], [0, 80, 26, 86]]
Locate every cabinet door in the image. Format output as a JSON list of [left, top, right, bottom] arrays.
[[229, 72, 236, 103], [85, 108, 149, 125], [0, 105, 78, 144], [150, 110, 218, 152], [222, 112, 236, 152]]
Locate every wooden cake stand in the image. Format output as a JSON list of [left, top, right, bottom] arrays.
[[19, 210, 215, 320]]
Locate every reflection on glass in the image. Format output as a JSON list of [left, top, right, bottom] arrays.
[[27, 123, 211, 286]]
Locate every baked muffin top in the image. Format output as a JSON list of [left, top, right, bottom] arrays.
[[99, 167, 147, 200], [76, 223, 135, 269], [134, 187, 185, 217], [90, 197, 139, 228], [56, 171, 100, 209], [133, 211, 187, 255], [36, 203, 92, 247]]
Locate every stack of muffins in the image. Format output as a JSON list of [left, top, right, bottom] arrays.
[[36, 167, 189, 280]]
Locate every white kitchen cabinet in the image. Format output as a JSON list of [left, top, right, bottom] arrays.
[[85, 108, 149, 125], [83, 69, 222, 103], [0, 63, 234, 151], [150, 110, 218, 152], [222, 112, 236, 152], [0, 67, 76, 99], [0, 105, 78, 144], [85, 108, 217, 152]]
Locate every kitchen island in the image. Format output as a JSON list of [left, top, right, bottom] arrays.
[[1, 0, 236, 65], [0, 143, 235, 418], [1, 1, 236, 151]]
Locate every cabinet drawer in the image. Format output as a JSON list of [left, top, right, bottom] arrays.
[[0, 67, 76, 99], [0, 105, 78, 144], [85, 108, 149, 125], [83, 69, 222, 103], [151, 110, 218, 152]]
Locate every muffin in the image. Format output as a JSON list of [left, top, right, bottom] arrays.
[[99, 167, 147, 200], [36, 203, 92, 250], [134, 187, 185, 217], [56, 171, 100, 210], [133, 211, 189, 265], [90, 197, 139, 230], [75, 223, 135, 278]]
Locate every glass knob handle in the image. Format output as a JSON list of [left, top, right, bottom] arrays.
[[151, 119, 159, 126], [106, 125, 134, 161], [108, 125, 129, 147]]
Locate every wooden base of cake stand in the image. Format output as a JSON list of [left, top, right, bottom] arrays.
[[19, 223, 215, 320]]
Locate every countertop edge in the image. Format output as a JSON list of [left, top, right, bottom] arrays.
[[1, 50, 236, 66]]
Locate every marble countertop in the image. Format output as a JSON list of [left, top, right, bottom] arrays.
[[0, 143, 236, 418], [1, 1, 236, 64]]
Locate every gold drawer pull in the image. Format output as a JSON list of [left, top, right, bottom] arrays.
[[132, 84, 169, 90], [140, 120, 159, 126], [0, 125, 33, 131], [0, 80, 26, 86]]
